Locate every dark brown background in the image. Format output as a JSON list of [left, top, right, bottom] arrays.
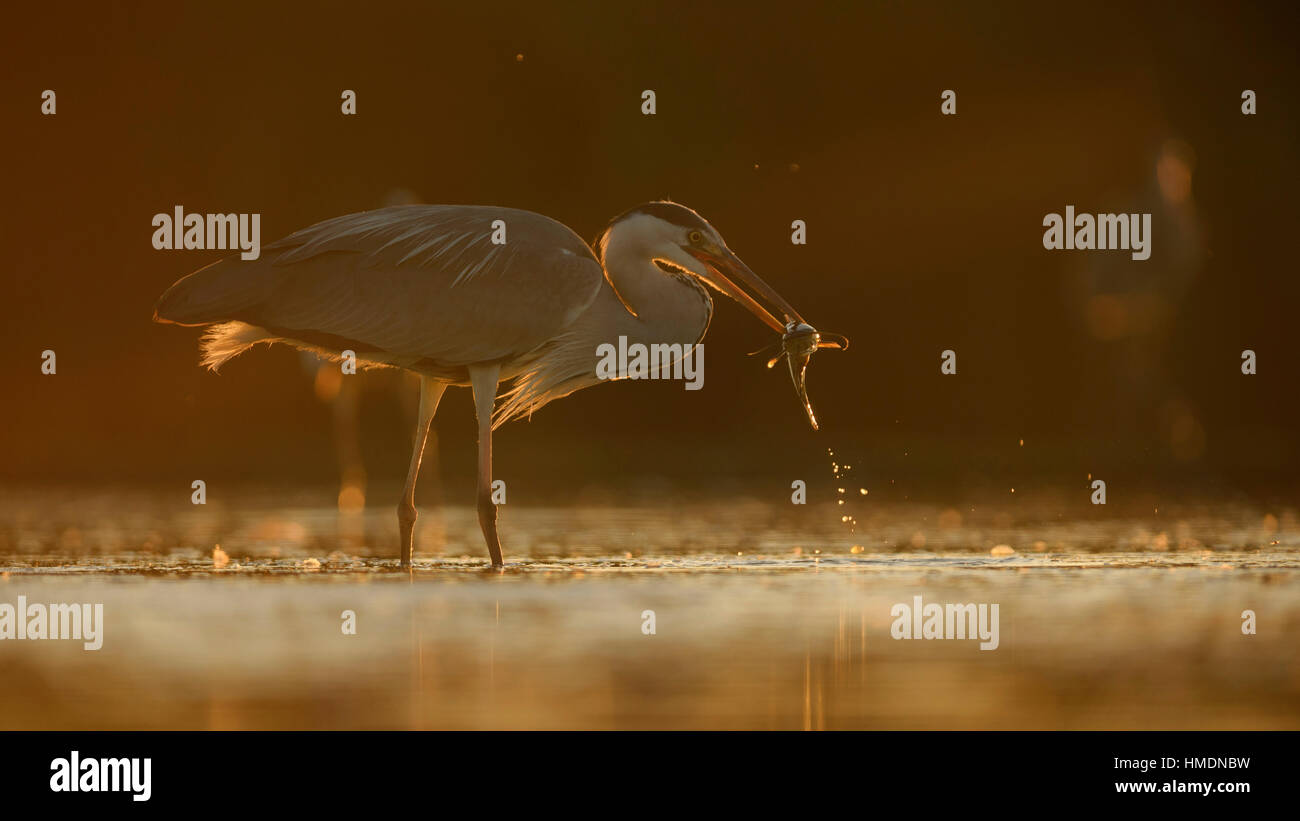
[[3, 1, 1297, 506]]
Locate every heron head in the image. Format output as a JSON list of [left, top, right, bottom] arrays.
[[602, 201, 806, 332]]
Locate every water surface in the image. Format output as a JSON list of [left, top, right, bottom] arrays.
[[1, 487, 1296, 729]]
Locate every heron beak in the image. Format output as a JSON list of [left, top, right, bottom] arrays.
[[687, 246, 806, 333]]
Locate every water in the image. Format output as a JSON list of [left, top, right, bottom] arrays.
[[1, 486, 1297, 729]]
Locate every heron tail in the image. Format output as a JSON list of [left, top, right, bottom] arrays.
[[194, 322, 274, 371], [153, 255, 280, 370]]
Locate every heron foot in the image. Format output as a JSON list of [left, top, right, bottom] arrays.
[[397, 500, 417, 567], [477, 496, 505, 567]]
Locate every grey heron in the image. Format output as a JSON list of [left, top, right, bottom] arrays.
[[154, 201, 812, 567]]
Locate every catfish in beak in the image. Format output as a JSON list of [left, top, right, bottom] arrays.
[[747, 322, 850, 431], [683, 245, 849, 431]]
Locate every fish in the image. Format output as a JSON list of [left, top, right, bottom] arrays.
[[751, 321, 849, 430]]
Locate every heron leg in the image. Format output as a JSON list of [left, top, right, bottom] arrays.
[[469, 363, 504, 567], [398, 376, 447, 567]]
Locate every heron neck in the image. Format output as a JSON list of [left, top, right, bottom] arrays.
[[601, 250, 712, 346]]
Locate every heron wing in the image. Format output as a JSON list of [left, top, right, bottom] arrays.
[[154, 205, 604, 367]]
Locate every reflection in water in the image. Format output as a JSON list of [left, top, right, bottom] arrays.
[[0, 487, 1296, 729]]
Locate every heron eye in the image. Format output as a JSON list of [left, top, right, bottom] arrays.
[[687, 230, 703, 245]]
